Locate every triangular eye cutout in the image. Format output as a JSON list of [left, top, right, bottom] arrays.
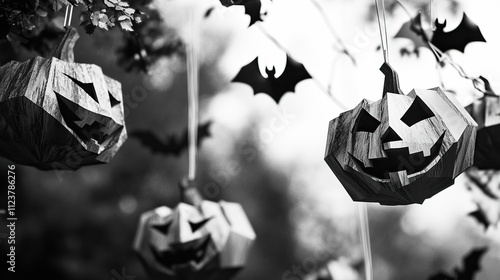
[[189, 217, 212, 232], [401, 96, 435, 126], [152, 222, 171, 234], [352, 109, 381, 133], [54, 92, 82, 123], [64, 73, 99, 103], [381, 127, 402, 143], [108, 92, 121, 107]]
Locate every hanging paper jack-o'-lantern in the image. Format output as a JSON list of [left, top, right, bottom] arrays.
[[0, 27, 127, 170], [134, 183, 256, 280], [465, 84, 500, 170], [305, 258, 360, 280], [325, 63, 477, 205]]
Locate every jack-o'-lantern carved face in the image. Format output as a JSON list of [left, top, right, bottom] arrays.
[[466, 92, 500, 170], [325, 63, 477, 205], [0, 28, 127, 170], [349, 93, 446, 182], [134, 201, 255, 280]]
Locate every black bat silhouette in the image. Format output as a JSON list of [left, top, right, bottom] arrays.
[[468, 209, 490, 230], [431, 13, 486, 53], [395, 13, 486, 55], [465, 171, 499, 200], [394, 13, 430, 53], [204, 7, 216, 18], [457, 247, 489, 280], [428, 247, 488, 280], [218, 0, 263, 26], [232, 55, 312, 103], [131, 121, 212, 156]]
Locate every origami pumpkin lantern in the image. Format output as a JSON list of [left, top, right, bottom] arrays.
[[305, 259, 360, 280], [325, 63, 477, 205], [466, 91, 500, 170], [0, 28, 127, 170], [133, 200, 256, 280]]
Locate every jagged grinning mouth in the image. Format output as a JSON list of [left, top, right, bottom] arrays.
[[55, 92, 123, 144], [348, 133, 445, 180], [151, 236, 212, 269]]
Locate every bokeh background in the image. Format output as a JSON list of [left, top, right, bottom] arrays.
[[1, 0, 499, 279]]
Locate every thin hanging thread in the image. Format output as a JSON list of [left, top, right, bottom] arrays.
[[187, 9, 200, 181], [429, 42, 495, 95], [260, 12, 372, 278], [429, 0, 435, 30], [352, 2, 391, 280], [397, 1, 495, 96], [357, 203, 373, 280], [395, 0, 413, 19], [63, 4, 74, 27], [375, 0, 389, 63], [308, 0, 356, 64], [256, 24, 349, 110], [259, 23, 372, 279], [259, 22, 373, 280]]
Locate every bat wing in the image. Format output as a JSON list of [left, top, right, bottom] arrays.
[[457, 247, 488, 280], [394, 15, 429, 50], [427, 248, 488, 280], [132, 122, 213, 156], [233, 57, 274, 99], [271, 55, 312, 102], [468, 209, 490, 230], [219, 0, 263, 26], [197, 121, 213, 145], [130, 131, 174, 154], [204, 7, 215, 18], [175, 121, 213, 155], [431, 13, 486, 53], [243, 0, 263, 26], [233, 56, 311, 103]]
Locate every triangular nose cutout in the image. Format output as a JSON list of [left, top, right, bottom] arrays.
[[152, 223, 171, 234], [189, 217, 212, 232], [382, 127, 402, 143]]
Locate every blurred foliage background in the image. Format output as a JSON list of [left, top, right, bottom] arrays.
[[0, 0, 499, 279]]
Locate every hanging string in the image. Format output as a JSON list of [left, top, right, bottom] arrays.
[[187, 9, 200, 182], [428, 42, 496, 96], [357, 203, 373, 280], [348, 2, 390, 279], [259, 13, 372, 279], [256, 24, 349, 110], [375, 0, 389, 63], [395, 0, 413, 19], [429, 0, 437, 30], [397, 2, 496, 97], [308, 0, 356, 64], [63, 4, 74, 27], [259, 20, 373, 278]]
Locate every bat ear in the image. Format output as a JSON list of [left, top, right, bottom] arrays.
[[266, 66, 276, 77], [435, 18, 447, 31]]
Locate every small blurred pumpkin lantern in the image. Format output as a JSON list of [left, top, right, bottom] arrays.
[[325, 63, 477, 205], [305, 258, 360, 280], [134, 179, 256, 280], [0, 27, 127, 170], [465, 79, 500, 170]]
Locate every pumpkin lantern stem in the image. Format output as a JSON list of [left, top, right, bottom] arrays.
[[178, 178, 204, 208], [380, 62, 403, 96], [50, 27, 79, 62]]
